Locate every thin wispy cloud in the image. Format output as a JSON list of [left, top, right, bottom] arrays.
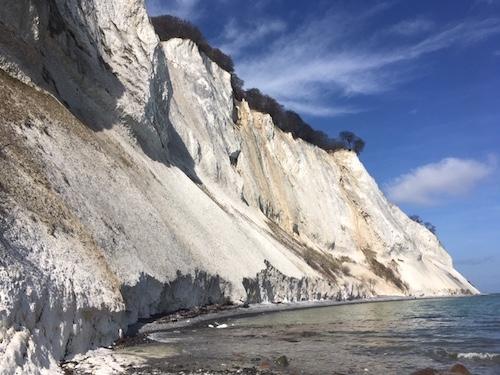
[[219, 18, 286, 56], [279, 100, 362, 118], [390, 18, 435, 37], [386, 157, 495, 205], [146, 0, 201, 19], [229, 4, 500, 117]]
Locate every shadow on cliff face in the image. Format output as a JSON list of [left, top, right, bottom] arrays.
[[122, 270, 232, 334], [242, 260, 369, 304], [0, 0, 201, 184], [0, 218, 126, 370], [155, 47, 203, 184]]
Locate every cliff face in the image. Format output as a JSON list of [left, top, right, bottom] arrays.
[[0, 1, 477, 373]]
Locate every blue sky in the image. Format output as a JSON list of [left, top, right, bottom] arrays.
[[146, 0, 500, 293]]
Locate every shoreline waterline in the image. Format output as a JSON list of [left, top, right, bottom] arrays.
[[133, 294, 475, 337], [64, 294, 493, 375]]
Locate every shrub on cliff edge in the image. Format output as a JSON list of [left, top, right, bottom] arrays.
[[151, 15, 234, 73], [150, 14, 365, 155]]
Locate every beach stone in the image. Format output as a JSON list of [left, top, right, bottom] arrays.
[[274, 355, 289, 367], [449, 363, 471, 375], [259, 359, 272, 369], [411, 369, 438, 375]]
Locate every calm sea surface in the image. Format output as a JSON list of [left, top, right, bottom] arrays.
[[141, 294, 500, 374]]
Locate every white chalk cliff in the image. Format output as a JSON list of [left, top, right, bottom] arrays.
[[0, 1, 478, 373]]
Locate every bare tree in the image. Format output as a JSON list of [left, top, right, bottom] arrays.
[[424, 222, 436, 234], [410, 215, 437, 234], [231, 74, 245, 101], [339, 131, 365, 154], [339, 131, 355, 149], [409, 215, 423, 224], [353, 138, 365, 155]]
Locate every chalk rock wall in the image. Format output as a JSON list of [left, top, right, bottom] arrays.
[[0, 1, 477, 374], [161, 35, 476, 298]]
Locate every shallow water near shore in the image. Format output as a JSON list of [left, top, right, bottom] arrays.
[[129, 294, 500, 374]]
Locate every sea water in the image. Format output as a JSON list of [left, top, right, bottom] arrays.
[[146, 294, 500, 374]]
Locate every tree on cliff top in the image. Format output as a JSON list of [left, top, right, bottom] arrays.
[[339, 131, 365, 155], [151, 15, 234, 73], [150, 14, 366, 155], [244, 88, 365, 153], [410, 215, 437, 234]]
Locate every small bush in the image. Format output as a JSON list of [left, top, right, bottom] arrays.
[[410, 215, 437, 234]]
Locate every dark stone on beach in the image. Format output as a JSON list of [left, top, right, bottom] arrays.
[[411, 368, 438, 375], [411, 363, 471, 375], [274, 355, 289, 367], [449, 363, 471, 375], [282, 337, 300, 343], [259, 359, 272, 369], [300, 331, 316, 338]]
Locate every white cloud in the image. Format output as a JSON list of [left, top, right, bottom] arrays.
[[390, 18, 435, 36], [146, 0, 201, 19], [219, 18, 286, 56], [232, 5, 500, 117], [279, 100, 362, 117], [386, 157, 495, 205]]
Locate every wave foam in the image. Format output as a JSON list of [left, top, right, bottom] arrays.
[[457, 352, 500, 361]]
